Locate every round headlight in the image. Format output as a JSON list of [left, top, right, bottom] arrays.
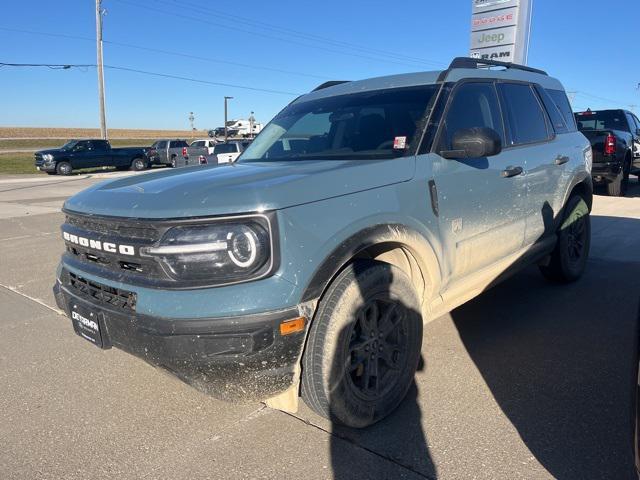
[[142, 218, 273, 285]]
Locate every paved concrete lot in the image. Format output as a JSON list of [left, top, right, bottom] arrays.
[[1, 173, 639, 479]]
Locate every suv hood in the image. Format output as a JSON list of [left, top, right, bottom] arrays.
[[64, 158, 415, 218]]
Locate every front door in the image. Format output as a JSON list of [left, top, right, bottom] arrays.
[[431, 81, 526, 285]]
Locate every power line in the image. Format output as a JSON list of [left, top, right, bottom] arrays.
[[0, 62, 301, 95], [0, 26, 328, 80], [0, 62, 94, 69], [103, 65, 301, 95], [159, 0, 447, 67], [110, 0, 445, 69]]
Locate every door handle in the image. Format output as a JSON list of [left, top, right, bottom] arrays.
[[555, 155, 570, 165], [501, 166, 523, 178]]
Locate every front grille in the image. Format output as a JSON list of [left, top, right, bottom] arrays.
[[65, 214, 160, 241], [66, 270, 137, 311], [63, 212, 167, 280], [34, 153, 44, 166]]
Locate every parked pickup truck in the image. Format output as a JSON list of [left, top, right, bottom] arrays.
[[35, 140, 150, 175], [575, 109, 640, 196], [54, 57, 592, 428], [190, 138, 218, 155], [213, 140, 251, 163], [147, 139, 189, 167]]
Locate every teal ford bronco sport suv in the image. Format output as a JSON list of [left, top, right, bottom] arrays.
[[54, 58, 592, 428]]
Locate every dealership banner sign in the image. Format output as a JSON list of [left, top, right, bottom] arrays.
[[470, 0, 532, 64]]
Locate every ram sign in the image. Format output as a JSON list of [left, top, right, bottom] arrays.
[[470, 0, 532, 64]]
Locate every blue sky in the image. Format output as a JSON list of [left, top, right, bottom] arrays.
[[1, 0, 638, 130]]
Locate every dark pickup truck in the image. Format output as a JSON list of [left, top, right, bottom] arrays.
[[35, 139, 150, 176], [575, 109, 640, 196]]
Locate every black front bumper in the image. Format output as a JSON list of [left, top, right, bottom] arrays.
[[53, 280, 306, 401]]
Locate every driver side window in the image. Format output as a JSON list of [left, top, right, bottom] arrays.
[[439, 82, 504, 151]]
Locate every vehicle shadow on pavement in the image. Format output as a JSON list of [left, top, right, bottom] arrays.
[[328, 263, 437, 479], [451, 215, 640, 478]]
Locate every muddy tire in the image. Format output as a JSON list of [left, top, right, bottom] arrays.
[[170, 156, 177, 168], [301, 260, 423, 428], [539, 194, 590, 283], [56, 161, 72, 176]]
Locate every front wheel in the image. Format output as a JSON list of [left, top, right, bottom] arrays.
[[539, 194, 591, 283], [56, 161, 72, 176], [301, 260, 423, 428], [130, 157, 147, 171]]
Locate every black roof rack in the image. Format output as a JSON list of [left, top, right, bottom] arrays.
[[446, 56, 548, 76], [312, 80, 350, 92]]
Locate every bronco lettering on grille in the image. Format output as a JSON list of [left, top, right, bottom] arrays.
[[63, 231, 135, 256]]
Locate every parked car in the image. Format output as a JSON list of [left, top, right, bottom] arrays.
[[190, 138, 217, 155], [54, 57, 592, 428], [208, 127, 225, 138], [147, 139, 189, 167], [34, 139, 150, 175], [213, 140, 251, 163], [575, 109, 640, 196]]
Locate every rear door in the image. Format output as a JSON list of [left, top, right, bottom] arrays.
[[156, 141, 168, 163], [431, 80, 526, 283], [92, 140, 116, 166], [496, 82, 563, 246]]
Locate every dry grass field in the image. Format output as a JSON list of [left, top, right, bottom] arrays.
[[0, 126, 206, 140]]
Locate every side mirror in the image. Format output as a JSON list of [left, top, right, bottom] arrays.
[[441, 127, 502, 159]]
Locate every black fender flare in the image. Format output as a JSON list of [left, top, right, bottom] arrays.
[[300, 223, 442, 312]]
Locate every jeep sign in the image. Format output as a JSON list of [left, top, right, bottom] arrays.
[[470, 0, 532, 65]]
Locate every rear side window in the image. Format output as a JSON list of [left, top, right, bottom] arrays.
[[546, 89, 577, 132], [498, 83, 550, 146], [440, 82, 504, 150], [92, 140, 109, 150], [534, 86, 568, 134]]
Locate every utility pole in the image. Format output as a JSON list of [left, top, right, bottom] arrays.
[[188, 111, 195, 130], [248, 111, 255, 139], [95, 0, 107, 140], [224, 96, 233, 142]]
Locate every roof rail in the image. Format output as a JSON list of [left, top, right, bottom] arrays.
[[312, 80, 350, 92], [447, 56, 548, 76]]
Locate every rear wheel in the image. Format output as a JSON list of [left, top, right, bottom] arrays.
[[170, 156, 177, 168], [539, 194, 590, 283], [301, 260, 423, 428], [130, 157, 147, 171], [607, 157, 630, 196], [56, 161, 72, 176]]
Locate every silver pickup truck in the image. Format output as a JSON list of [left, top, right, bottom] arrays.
[[148, 139, 188, 167]]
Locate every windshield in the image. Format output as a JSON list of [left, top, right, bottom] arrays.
[[240, 85, 438, 162], [60, 140, 77, 151], [575, 111, 629, 132]]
